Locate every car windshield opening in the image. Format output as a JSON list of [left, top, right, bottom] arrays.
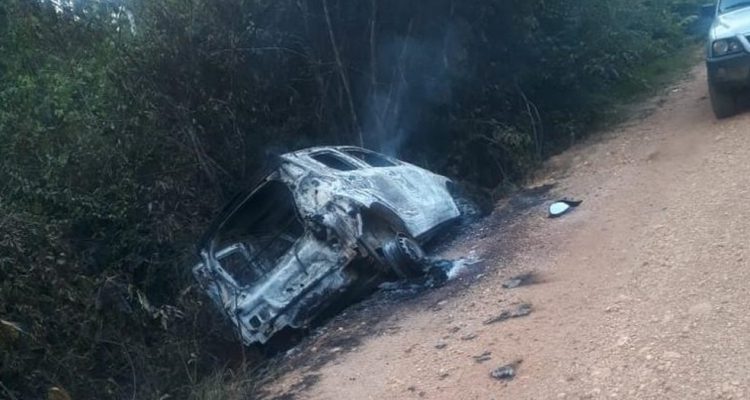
[[720, 0, 750, 13], [311, 152, 360, 171], [213, 180, 304, 285], [342, 149, 397, 167]]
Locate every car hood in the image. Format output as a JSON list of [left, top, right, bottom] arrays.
[[348, 166, 460, 237], [285, 161, 460, 239], [712, 7, 750, 39]]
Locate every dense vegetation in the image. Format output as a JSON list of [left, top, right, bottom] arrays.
[[1, 0, 704, 398]]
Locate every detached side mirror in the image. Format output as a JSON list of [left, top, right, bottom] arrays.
[[701, 3, 716, 18]]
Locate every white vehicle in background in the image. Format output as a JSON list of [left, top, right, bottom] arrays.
[[704, 0, 750, 117]]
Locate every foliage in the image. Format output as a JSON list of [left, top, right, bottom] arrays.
[[0, 0, 704, 398]]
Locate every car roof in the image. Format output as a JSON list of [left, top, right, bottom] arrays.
[[284, 146, 378, 158], [197, 146, 389, 252]]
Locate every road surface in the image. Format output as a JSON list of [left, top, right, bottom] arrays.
[[262, 64, 750, 400]]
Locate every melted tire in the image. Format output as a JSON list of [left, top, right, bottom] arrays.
[[382, 233, 426, 278]]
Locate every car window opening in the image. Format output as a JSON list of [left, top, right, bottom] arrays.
[[343, 149, 397, 168], [311, 152, 360, 171], [215, 180, 303, 285], [720, 0, 750, 13]]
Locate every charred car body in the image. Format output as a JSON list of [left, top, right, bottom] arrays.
[[193, 146, 463, 345]]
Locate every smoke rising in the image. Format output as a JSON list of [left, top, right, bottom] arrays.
[[362, 21, 470, 158]]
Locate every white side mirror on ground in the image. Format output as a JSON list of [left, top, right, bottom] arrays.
[[548, 200, 583, 218]]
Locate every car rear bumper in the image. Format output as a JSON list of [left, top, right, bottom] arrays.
[[707, 52, 750, 89]]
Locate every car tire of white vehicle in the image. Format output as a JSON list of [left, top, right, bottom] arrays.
[[709, 83, 738, 119], [382, 232, 426, 278]]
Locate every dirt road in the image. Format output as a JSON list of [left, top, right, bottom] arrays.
[[262, 64, 750, 400]]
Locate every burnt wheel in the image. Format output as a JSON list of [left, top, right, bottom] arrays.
[[382, 233, 426, 278]]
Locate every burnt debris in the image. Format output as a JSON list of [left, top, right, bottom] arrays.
[[473, 351, 492, 363], [502, 273, 538, 289], [483, 303, 533, 325], [490, 359, 523, 381]]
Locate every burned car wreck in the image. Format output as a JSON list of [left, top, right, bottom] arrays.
[[193, 146, 463, 345]]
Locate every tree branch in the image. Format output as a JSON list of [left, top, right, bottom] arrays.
[[322, 0, 364, 146]]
